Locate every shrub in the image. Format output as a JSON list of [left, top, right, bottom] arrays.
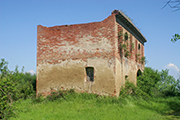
[[0, 58, 36, 119], [137, 67, 161, 97], [31, 95, 45, 104], [157, 69, 179, 97], [119, 80, 150, 99], [13, 72, 36, 100], [0, 76, 17, 119], [46, 89, 76, 101], [137, 67, 180, 97], [46, 90, 64, 101], [0, 59, 17, 119]]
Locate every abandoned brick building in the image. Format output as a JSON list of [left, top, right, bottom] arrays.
[[37, 10, 147, 96]]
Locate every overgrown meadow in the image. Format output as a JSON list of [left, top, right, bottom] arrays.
[[0, 58, 180, 120]]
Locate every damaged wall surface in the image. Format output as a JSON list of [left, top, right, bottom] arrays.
[[37, 10, 147, 96]]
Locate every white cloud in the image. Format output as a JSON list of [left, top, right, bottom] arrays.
[[27, 70, 36, 74], [164, 63, 180, 79], [166, 63, 179, 71]]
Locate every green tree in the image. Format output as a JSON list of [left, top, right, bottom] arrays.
[[137, 67, 161, 96], [137, 67, 180, 97], [177, 71, 180, 95], [0, 59, 17, 119], [171, 34, 180, 42], [0, 58, 36, 119], [157, 69, 179, 96], [0, 58, 9, 78]]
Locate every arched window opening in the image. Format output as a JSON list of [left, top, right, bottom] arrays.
[[86, 67, 94, 82], [137, 69, 142, 77], [124, 32, 128, 41]]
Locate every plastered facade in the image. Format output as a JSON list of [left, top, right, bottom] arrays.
[[37, 10, 147, 96]]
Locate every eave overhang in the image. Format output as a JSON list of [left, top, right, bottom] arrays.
[[112, 10, 147, 44]]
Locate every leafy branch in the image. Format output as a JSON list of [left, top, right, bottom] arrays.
[[171, 33, 180, 43]]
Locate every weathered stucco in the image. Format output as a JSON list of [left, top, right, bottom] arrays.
[[37, 58, 116, 95], [37, 10, 146, 96]]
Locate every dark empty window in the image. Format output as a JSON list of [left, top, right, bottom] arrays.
[[86, 67, 94, 82], [137, 69, 142, 77], [138, 44, 141, 50], [124, 32, 128, 41], [125, 75, 128, 80]]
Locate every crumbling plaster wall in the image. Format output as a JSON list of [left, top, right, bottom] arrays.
[[37, 14, 118, 95]]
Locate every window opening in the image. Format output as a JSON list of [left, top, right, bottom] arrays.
[[125, 75, 128, 80], [138, 44, 141, 50], [137, 69, 142, 77], [86, 67, 94, 82], [124, 32, 128, 41]]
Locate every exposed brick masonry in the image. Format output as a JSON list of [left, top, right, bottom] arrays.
[[37, 15, 116, 66]]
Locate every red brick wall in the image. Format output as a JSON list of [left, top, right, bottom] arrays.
[[117, 24, 123, 60], [116, 23, 145, 64], [37, 14, 116, 66]]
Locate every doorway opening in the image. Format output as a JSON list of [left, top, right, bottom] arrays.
[[137, 69, 142, 77]]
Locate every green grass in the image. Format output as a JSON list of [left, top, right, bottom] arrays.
[[10, 93, 180, 120]]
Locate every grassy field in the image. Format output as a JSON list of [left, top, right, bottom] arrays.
[[10, 92, 180, 120]]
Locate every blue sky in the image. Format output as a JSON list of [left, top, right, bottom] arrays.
[[0, 0, 179, 79]]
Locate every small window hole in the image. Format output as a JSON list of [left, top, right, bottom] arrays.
[[124, 32, 128, 41], [125, 75, 128, 80], [138, 44, 141, 50], [86, 67, 94, 82]]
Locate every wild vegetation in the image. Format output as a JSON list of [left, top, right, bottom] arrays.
[[0, 59, 36, 119], [0, 58, 180, 119]]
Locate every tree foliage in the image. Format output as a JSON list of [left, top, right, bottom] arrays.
[[119, 80, 150, 99], [137, 67, 180, 97], [0, 58, 9, 78], [157, 69, 179, 96], [171, 33, 180, 42], [121, 67, 180, 98], [137, 67, 161, 96], [0, 58, 36, 119]]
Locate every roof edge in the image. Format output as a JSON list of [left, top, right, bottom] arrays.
[[112, 10, 147, 43]]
